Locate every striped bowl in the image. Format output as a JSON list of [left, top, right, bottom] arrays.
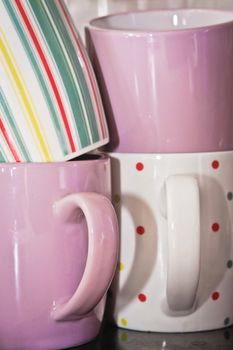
[[0, 0, 109, 162]]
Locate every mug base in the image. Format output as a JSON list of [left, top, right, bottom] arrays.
[[0, 315, 101, 350]]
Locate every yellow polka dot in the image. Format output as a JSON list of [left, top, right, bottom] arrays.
[[121, 318, 128, 327], [118, 262, 124, 271], [114, 194, 121, 204], [120, 332, 128, 342]]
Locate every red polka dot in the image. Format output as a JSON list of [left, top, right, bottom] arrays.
[[212, 160, 219, 169], [212, 223, 220, 232], [138, 293, 147, 302], [212, 291, 220, 301], [136, 226, 145, 235], [136, 162, 144, 171]]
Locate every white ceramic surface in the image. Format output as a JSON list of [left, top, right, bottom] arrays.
[[66, 0, 233, 41], [91, 8, 233, 30], [107, 151, 233, 332]]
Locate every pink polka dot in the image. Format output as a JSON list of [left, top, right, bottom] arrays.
[[212, 160, 219, 169], [136, 162, 144, 171], [138, 293, 147, 302], [136, 226, 145, 235], [212, 223, 220, 232], [212, 291, 220, 301]]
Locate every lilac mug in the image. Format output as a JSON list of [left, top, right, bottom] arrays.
[[86, 9, 233, 153], [0, 153, 119, 350]]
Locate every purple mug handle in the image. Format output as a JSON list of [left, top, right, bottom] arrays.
[[51, 192, 119, 321]]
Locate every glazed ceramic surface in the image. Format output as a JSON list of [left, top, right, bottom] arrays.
[[86, 9, 233, 153], [66, 0, 233, 42], [107, 151, 233, 332], [0, 0, 109, 162], [0, 154, 119, 350]]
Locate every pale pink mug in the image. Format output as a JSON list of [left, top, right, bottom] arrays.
[[0, 154, 118, 350], [86, 9, 233, 153]]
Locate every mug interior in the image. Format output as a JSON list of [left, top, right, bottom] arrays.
[[90, 9, 233, 32]]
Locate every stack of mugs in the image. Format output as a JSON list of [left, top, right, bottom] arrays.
[[0, 1, 119, 349], [86, 9, 233, 333], [2, 2, 233, 349]]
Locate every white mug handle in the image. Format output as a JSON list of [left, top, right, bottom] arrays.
[[51, 192, 119, 321], [166, 175, 200, 311]]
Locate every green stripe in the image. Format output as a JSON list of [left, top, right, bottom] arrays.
[[0, 88, 31, 161], [0, 137, 9, 162], [3, 0, 70, 156], [46, 0, 100, 142], [0, 148, 6, 162], [28, 0, 90, 147]]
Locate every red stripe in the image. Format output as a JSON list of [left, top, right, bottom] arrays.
[[15, 0, 76, 152], [58, 0, 106, 139], [0, 117, 20, 162]]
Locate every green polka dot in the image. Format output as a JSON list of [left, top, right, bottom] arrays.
[[224, 317, 230, 326], [224, 330, 231, 340], [114, 194, 121, 204], [227, 260, 233, 269], [227, 192, 233, 200], [121, 318, 128, 327], [120, 332, 128, 342]]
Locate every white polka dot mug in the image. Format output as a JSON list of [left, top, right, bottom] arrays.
[[107, 151, 233, 332]]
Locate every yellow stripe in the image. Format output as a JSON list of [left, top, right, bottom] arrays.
[[0, 28, 52, 161]]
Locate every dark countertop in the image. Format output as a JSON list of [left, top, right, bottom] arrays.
[[70, 322, 233, 350]]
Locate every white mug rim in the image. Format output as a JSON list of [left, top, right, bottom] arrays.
[[88, 8, 233, 35]]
